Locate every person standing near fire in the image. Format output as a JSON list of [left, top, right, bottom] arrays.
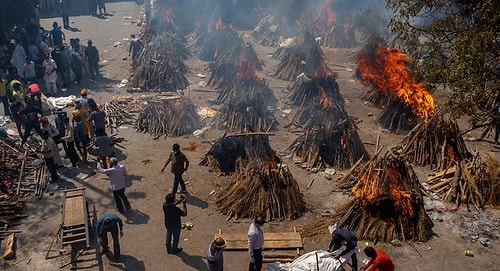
[[248, 216, 266, 271], [161, 143, 189, 194], [128, 34, 143, 69]]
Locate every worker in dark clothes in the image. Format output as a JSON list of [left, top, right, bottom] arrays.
[[96, 213, 123, 260], [163, 193, 187, 254], [329, 228, 359, 271]]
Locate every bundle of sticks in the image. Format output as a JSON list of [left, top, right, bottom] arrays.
[[128, 31, 190, 91], [288, 73, 344, 108], [0, 139, 25, 184], [199, 27, 242, 61], [426, 152, 498, 210], [214, 87, 278, 133], [251, 15, 280, 47], [331, 150, 434, 242], [215, 158, 306, 221], [401, 115, 471, 170], [103, 96, 137, 133], [134, 96, 202, 138], [200, 133, 278, 175], [360, 86, 394, 108], [378, 100, 419, 134], [287, 109, 369, 170], [272, 31, 329, 81], [207, 42, 263, 90]]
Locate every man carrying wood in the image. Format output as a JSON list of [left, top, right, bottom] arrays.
[[248, 216, 265, 271], [96, 213, 123, 260], [161, 143, 189, 194], [328, 228, 359, 271]]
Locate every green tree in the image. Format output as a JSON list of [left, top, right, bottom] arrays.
[[386, 0, 499, 124]]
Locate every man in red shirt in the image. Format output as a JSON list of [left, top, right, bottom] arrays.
[[361, 246, 394, 271]]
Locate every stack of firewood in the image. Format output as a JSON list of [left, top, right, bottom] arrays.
[[215, 159, 306, 221], [331, 150, 433, 242], [134, 95, 202, 138], [251, 15, 280, 47], [379, 100, 420, 133], [128, 31, 190, 91], [214, 84, 278, 132], [201, 133, 306, 221], [200, 133, 278, 175], [426, 152, 499, 210], [402, 115, 471, 170], [199, 24, 242, 61], [286, 72, 368, 170], [272, 31, 330, 81], [0, 139, 25, 185], [208, 43, 263, 90], [103, 96, 138, 133]]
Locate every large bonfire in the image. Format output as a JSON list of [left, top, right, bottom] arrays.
[[356, 39, 435, 133]]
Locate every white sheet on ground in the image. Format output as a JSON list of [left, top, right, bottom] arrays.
[[266, 250, 352, 271]]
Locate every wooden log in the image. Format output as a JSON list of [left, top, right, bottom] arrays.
[[2, 233, 15, 259]]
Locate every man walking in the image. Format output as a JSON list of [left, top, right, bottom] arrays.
[[161, 143, 189, 194], [85, 40, 100, 80], [163, 193, 187, 254], [248, 216, 265, 271], [97, 157, 131, 213], [40, 131, 60, 182], [328, 228, 359, 271], [128, 34, 143, 69], [96, 213, 123, 260], [207, 237, 226, 271]]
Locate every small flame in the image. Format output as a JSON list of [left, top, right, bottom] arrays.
[[314, 0, 336, 30], [215, 17, 233, 31], [356, 43, 435, 119]]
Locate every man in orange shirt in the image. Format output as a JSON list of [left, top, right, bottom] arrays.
[[360, 246, 394, 271]]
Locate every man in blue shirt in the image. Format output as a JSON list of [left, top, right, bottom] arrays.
[[328, 228, 359, 271], [96, 213, 124, 260], [49, 22, 65, 47]]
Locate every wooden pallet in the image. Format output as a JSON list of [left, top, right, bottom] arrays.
[[60, 188, 90, 248], [215, 228, 303, 263]]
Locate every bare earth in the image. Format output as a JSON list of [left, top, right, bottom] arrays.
[[2, 2, 500, 271]]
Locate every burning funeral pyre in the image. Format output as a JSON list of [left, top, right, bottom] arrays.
[[356, 39, 435, 133], [401, 115, 471, 171], [272, 31, 329, 81], [207, 42, 263, 90], [286, 61, 369, 170], [309, 0, 357, 48], [134, 95, 202, 138], [212, 42, 278, 133], [128, 29, 191, 92], [200, 134, 306, 221], [333, 150, 433, 242], [199, 18, 243, 61]]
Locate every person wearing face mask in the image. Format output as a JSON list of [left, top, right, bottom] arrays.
[[248, 216, 266, 271], [161, 143, 190, 194]]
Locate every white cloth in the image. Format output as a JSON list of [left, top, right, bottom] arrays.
[[43, 58, 58, 83], [11, 44, 27, 77], [266, 250, 347, 271], [24, 61, 36, 79]]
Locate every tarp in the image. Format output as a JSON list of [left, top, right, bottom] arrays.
[[266, 250, 352, 271]]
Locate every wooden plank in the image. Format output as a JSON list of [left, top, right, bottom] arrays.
[[214, 232, 303, 250], [63, 195, 85, 226], [2, 233, 15, 259]]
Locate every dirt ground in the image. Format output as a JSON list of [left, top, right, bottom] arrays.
[[2, 1, 500, 270]]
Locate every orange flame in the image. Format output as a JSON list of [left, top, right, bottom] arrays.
[[164, 7, 173, 23], [315, 0, 336, 30], [235, 51, 260, 82], [356, 43, 435, 119], [215, 17, 233, 31]]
